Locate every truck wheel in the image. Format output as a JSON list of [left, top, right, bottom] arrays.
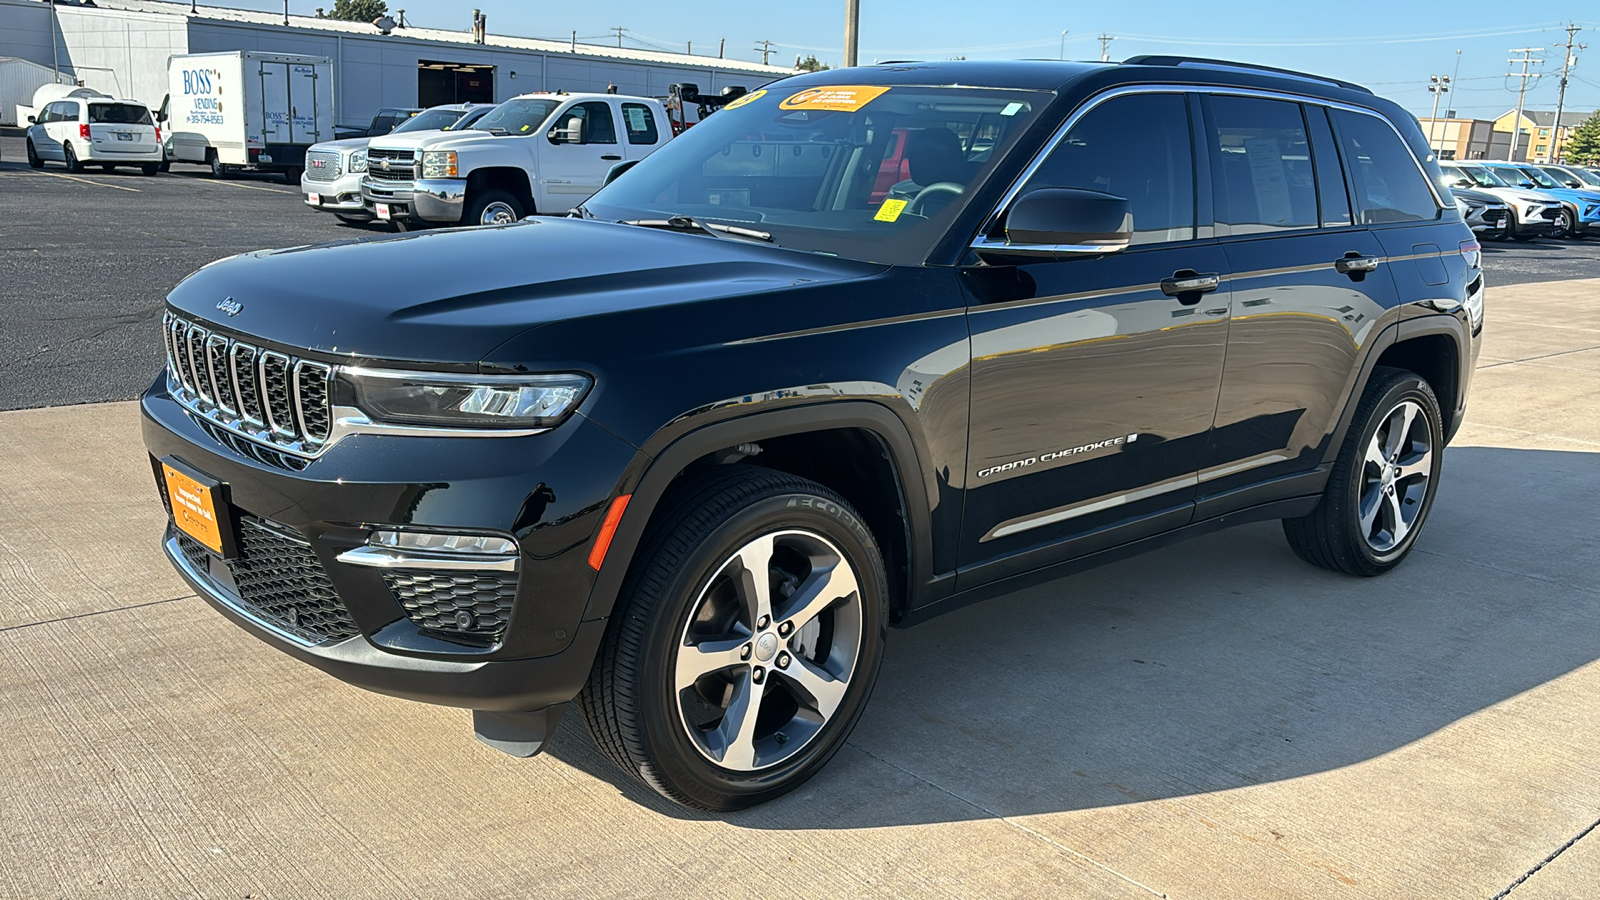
[[26, 139, 43, 169], [209, 153, 231, 179], [579, 466, 889, 811], [1282, 367, 1443, 576], [63, 143, 83, 172], [283, 167, 303, 185], [465, 189, 525, 226]]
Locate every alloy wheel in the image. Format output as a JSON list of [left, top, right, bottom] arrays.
[[674, 529, 864, 772], [1358, 400, 1433, 553]]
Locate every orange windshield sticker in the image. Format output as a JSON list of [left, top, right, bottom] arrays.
[[723, 89, 766, 111], [779, 86, 890, 112]]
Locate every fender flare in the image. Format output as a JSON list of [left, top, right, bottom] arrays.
[[580, 401, 938, 623], [1320, 312, 1469, 465]]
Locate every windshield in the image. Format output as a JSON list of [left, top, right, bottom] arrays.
[[583, 85, 1053, 265], [393, 108, 460, 134], [88, 103, 153, 125], [1558, 165, 1600, 187], [472, 99, 561, 135], [445, 106, 494, 130], [1453, 165, 1511, 188], [1518, 167, 1560, 188]]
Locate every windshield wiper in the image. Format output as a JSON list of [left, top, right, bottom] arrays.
[[480, 127, 508, 135], [619, 215, 772, 242]]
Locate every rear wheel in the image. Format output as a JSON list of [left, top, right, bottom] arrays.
[[62, 143, 83, 172], [1282, 368, 1443, 576], [140, 163, 160, 176], [282, 167, 302, 185], [580, 466, 889, 811], [25, 139, 42, 169], [465, 189, 525, 226], [209, 153, 231, 179]]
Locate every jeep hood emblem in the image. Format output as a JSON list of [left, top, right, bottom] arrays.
[[216, 298, 244, 317]]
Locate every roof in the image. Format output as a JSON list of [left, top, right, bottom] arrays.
[[1505, 109, 1595, 129], [46, 0, 795, 76]]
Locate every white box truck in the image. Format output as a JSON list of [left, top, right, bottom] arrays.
[[161, 51, 333, 182]]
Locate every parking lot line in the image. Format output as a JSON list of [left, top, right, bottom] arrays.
[[26, 170, 142, 193], [196, 178, 297, 194]]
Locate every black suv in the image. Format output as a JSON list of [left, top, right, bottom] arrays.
[[144, 58, 1483, 810]]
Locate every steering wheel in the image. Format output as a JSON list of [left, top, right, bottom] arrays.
[[908, 181, 966, 216]]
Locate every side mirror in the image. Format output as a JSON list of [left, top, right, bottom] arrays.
[[1452, 178, 1472, 188], [979, 188, 1132, 260], [1519, 181, 1535, 188], [26, 115, 35, 124], [602, 158, 640, 186], [548, 118, 585, 144]]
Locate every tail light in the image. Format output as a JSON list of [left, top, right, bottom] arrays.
[[155, 125, 162, 143], [79, 123, 90, 140], [1459, 240, 1481, 268]]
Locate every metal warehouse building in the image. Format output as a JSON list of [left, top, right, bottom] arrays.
[[0, 0, 792, 128]]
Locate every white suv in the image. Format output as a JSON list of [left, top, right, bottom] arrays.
[[26, 96, 162, 174]]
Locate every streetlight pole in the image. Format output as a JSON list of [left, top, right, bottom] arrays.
[[844, 0, 859, 68], [1059, 30, 1069, 60], [1427, 75, 1450, 155]]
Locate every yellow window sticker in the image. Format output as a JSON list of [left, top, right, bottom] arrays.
[[780, 86, 891, 112], [722, 88, 766, 111], [874, 198, 908, 222]]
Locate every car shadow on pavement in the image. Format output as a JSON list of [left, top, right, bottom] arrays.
[[545, 445, 1600, 827]]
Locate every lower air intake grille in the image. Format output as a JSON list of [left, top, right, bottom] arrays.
[[179, 517, 359, 644], [384, 569, 518, 637]]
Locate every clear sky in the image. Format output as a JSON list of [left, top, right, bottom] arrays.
[[216, 0, 1600, 121]]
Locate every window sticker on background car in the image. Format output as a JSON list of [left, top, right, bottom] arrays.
[[722, 89, 766, 111], [874, 198, 908, 222], [779, 86, 891, 112]]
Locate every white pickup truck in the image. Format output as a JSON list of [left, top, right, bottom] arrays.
[[361, 92, 672, 228]]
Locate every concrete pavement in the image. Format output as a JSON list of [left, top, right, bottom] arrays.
[[1, 279, 1597, 899]]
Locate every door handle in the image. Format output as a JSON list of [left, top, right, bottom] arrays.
[[1334, 253, 1381, 277], [600, 153, 622, 161], [1160, 270, 1220, 304]]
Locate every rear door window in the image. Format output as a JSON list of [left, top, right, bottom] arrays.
[[88, 103, 153, 125], [621, 103, 658, 145], [1329, 109, 1440, 224], [1208, 95, 1319, 234], [1020, 92, 1196, 246]]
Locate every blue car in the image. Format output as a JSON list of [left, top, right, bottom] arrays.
[[1482, 161, 1600, 238]]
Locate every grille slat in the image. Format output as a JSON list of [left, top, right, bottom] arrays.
[[304, 149, 343, 182], [365, 148, 417, 185], [164, 313, 332, 459], [178, 518, 359, 644]]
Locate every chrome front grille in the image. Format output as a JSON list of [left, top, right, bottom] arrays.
[[304, 149, 342, 182], [365, 148, 416, 184], [163, 312, 334, 457]]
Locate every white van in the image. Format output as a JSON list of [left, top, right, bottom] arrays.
[[161, 51, 334, 182], [25, 89, 162, 174]]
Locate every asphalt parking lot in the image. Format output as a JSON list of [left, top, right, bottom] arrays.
[[2, 127, 1600, 899]]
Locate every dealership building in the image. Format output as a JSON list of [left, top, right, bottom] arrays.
[[0, 0, 793, 127]]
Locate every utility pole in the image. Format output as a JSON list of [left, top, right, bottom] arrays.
[[611, 26, 625, 48], [1059, 30, 1069, 61], [755, 39, 775, 66], [1097, 34, 1115, 62], [719, 38, 725, 59], [844, 0, 859, 68], [1426, 75, 1450, 154], [1506, 48, 1544, 162], [1552, 23, 1585, 163]]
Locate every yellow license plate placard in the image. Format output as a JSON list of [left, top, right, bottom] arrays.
[[161, 459, 232, 556]]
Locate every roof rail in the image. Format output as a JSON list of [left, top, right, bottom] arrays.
[[1121, 55, 1373, 95]]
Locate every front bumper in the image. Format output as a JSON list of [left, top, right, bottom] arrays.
[[141, 375, 640, 713], [361, 177, 466, 223], [302, 171, 369, 215]]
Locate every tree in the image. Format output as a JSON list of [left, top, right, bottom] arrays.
[[328, 0, 388, 23], [1562, 110, 1600, 166], [797, 55, 830, 72]]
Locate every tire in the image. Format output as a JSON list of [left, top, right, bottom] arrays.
[[282, 167, 302, 185], [140, 163, 160, 176], [100, 163, 116, 172], [209, 153, 231, 179], [1556, 209, 1576, 239], [1282, 367, 1444, 576], [63, 143, 82, 172], [464, 189, 526, 226], [159, 160, 171, 173], [579, 466, 890, 811], [25, 139, 42, 169]]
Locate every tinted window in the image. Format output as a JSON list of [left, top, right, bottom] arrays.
[[621, 102, 658, 145], [88, 103, 153, 125], [1330, 109, 1439, 224], [1307, 106, 1352, 226], [1023, 92, 1195, 245], [1209, 96, 1318, 234], [394, 108, 458, 134]]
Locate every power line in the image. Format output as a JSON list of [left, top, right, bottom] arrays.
[[1097, 34, 1116, 62], [754, 39, 775, 66]]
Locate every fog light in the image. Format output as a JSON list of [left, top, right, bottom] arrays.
[[368, 530, 517, 556]]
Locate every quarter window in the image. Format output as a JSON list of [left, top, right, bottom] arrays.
[[1208, 96, 1319, 234], [1329, 109, 1440, 224], [621, 102, 658, 145], [1020, 92, 1196, 246]]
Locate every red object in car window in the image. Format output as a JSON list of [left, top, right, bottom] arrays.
[[871, 129, 910, 205]]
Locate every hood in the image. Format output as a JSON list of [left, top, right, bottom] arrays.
[[308, 136, 372, 154], [165, 218, 886, 367], [366, 129, 485, 152]]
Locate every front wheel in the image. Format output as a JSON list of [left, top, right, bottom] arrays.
[[1282, 368, 1443, 576], [580, 466, 889, 810], [464, 189, 525, 226], [25, 139, 43, 169], [1556, 209, 1577, 239]]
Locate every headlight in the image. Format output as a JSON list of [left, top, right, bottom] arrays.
[[349, 150, 367, 173], [342, 368, 591, 428], [421, 150, 459, 179]]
